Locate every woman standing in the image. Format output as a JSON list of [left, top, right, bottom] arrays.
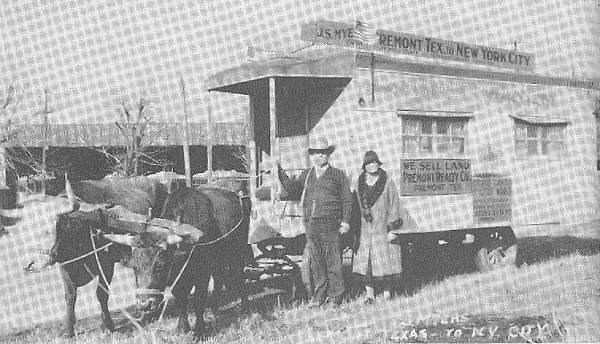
[[352, 150, 405, 303]]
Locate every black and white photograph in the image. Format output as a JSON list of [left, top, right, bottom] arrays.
[[1, 1, 599, 343]]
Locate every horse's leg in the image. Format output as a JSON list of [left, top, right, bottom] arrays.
[[228, 248, 248, 307], [59, 267, 77, 338], [173, 281, 193, 333], [211, 269, 225, 309], [97, 263, 115, 332], [193, 264, 212, 340]]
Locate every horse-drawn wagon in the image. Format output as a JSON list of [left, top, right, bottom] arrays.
[[203, 44, 520, 295]]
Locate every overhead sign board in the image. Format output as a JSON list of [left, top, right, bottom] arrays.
[[400, 159, 472, 196], [300, 20, 357, 47], [301, 20, 535, 72]]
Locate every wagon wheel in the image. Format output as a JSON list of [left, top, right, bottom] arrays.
[[475, 244, 517, 272]]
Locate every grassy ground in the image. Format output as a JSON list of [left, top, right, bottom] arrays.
[[2, 234, 599, 344]]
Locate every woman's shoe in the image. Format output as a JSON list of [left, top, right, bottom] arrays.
[[382, 290, 392, 300]]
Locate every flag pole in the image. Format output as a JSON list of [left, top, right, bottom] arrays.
[[354, 20, 377, 104], [352, 20, 360, 83], [371, 51, 375, 103]]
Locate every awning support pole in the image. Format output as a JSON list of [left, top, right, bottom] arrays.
[[180, 77, 192, 187], [304, 86, 310, 168], [269, 77, 279, 201], [207, 92, 213, 184], [247, 96, 256, 196], [41, 89, 52, 196]]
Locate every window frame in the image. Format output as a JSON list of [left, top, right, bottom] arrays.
[[595, 113, 600, 170], [513, 118, 567, 159], [400, 114, 470, 158]]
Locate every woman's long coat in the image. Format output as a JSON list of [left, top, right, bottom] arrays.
[[352, 177, 405, 277]]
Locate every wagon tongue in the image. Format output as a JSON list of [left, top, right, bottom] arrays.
[[147, 218, 205, 243], [102, 206, 205, 244], [103, 205, 149, 233], [64, 173, 78, 211]]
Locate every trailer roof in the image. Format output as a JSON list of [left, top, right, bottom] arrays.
[[206, 45, 600, 93]]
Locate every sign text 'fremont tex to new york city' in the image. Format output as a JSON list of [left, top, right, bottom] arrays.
[[301, 20, 535, 71]]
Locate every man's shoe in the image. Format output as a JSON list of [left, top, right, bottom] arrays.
[[307, 299, 326, 309], [329, 302, 342, 309], [328, 297, 344, 308]]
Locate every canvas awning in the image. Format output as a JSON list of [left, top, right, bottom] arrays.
[[206, 45, 355, 94], [509, 114, 570, 125], [396, 109, 474, 118]]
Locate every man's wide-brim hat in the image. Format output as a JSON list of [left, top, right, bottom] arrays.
[[308, 137, 335, 155], [362, 150, 383, 168]]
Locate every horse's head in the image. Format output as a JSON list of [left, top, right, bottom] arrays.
[[105, 187, 214, 316], [103, 230, 185, 316]]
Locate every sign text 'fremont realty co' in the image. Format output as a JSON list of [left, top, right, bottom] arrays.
[[401, 159, 472, 196]]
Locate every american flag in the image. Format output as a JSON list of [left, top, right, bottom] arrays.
[[353, 20, 378, 47]]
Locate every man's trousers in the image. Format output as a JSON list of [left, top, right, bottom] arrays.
[[304, 220, 345, 304]]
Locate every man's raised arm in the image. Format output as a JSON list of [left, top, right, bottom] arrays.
[[277, 164, 309, 200]]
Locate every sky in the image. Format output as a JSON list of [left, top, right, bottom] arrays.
[[0, 0, 599, 124]]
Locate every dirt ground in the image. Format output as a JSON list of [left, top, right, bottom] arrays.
[[1, 195, 599, 342]]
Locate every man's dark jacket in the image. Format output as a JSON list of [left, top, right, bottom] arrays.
[[278, 165, 352, 228]]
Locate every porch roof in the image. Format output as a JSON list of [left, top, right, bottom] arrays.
[[206, 45, 355, 94]]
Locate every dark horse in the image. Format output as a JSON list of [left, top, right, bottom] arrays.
[[49, 210, 131, 337], [206, 178, 253, 309], [103, 185, 250, 339], [29, 177, 169, 337]]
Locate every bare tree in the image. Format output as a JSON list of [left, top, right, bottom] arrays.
[[213, 145, 248, 172], [1, 80, 19, 145], [0, 80, 48, 198], [0, 80, 17, 190], [113, 98, 150, 176], [0, 80, 28, 190], [112, 98, 167, 176]]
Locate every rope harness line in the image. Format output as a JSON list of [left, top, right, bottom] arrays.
[[24, 243, 115, 274], [33, 187, 249, 330], [23, 223, 145, 331], [57, 243, 114, 267], [155, 192, 248, 321], [90, 228, 111, 292], [91, 270, 145, 332], [88, 229, 144, 331], [56, 192, 248, 271]]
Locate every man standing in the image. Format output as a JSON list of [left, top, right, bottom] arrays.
[[277, 137, 353, 307]]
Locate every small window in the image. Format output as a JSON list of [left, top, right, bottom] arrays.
[[402, 116, 468, 156], [514, 120, 565, 157]]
